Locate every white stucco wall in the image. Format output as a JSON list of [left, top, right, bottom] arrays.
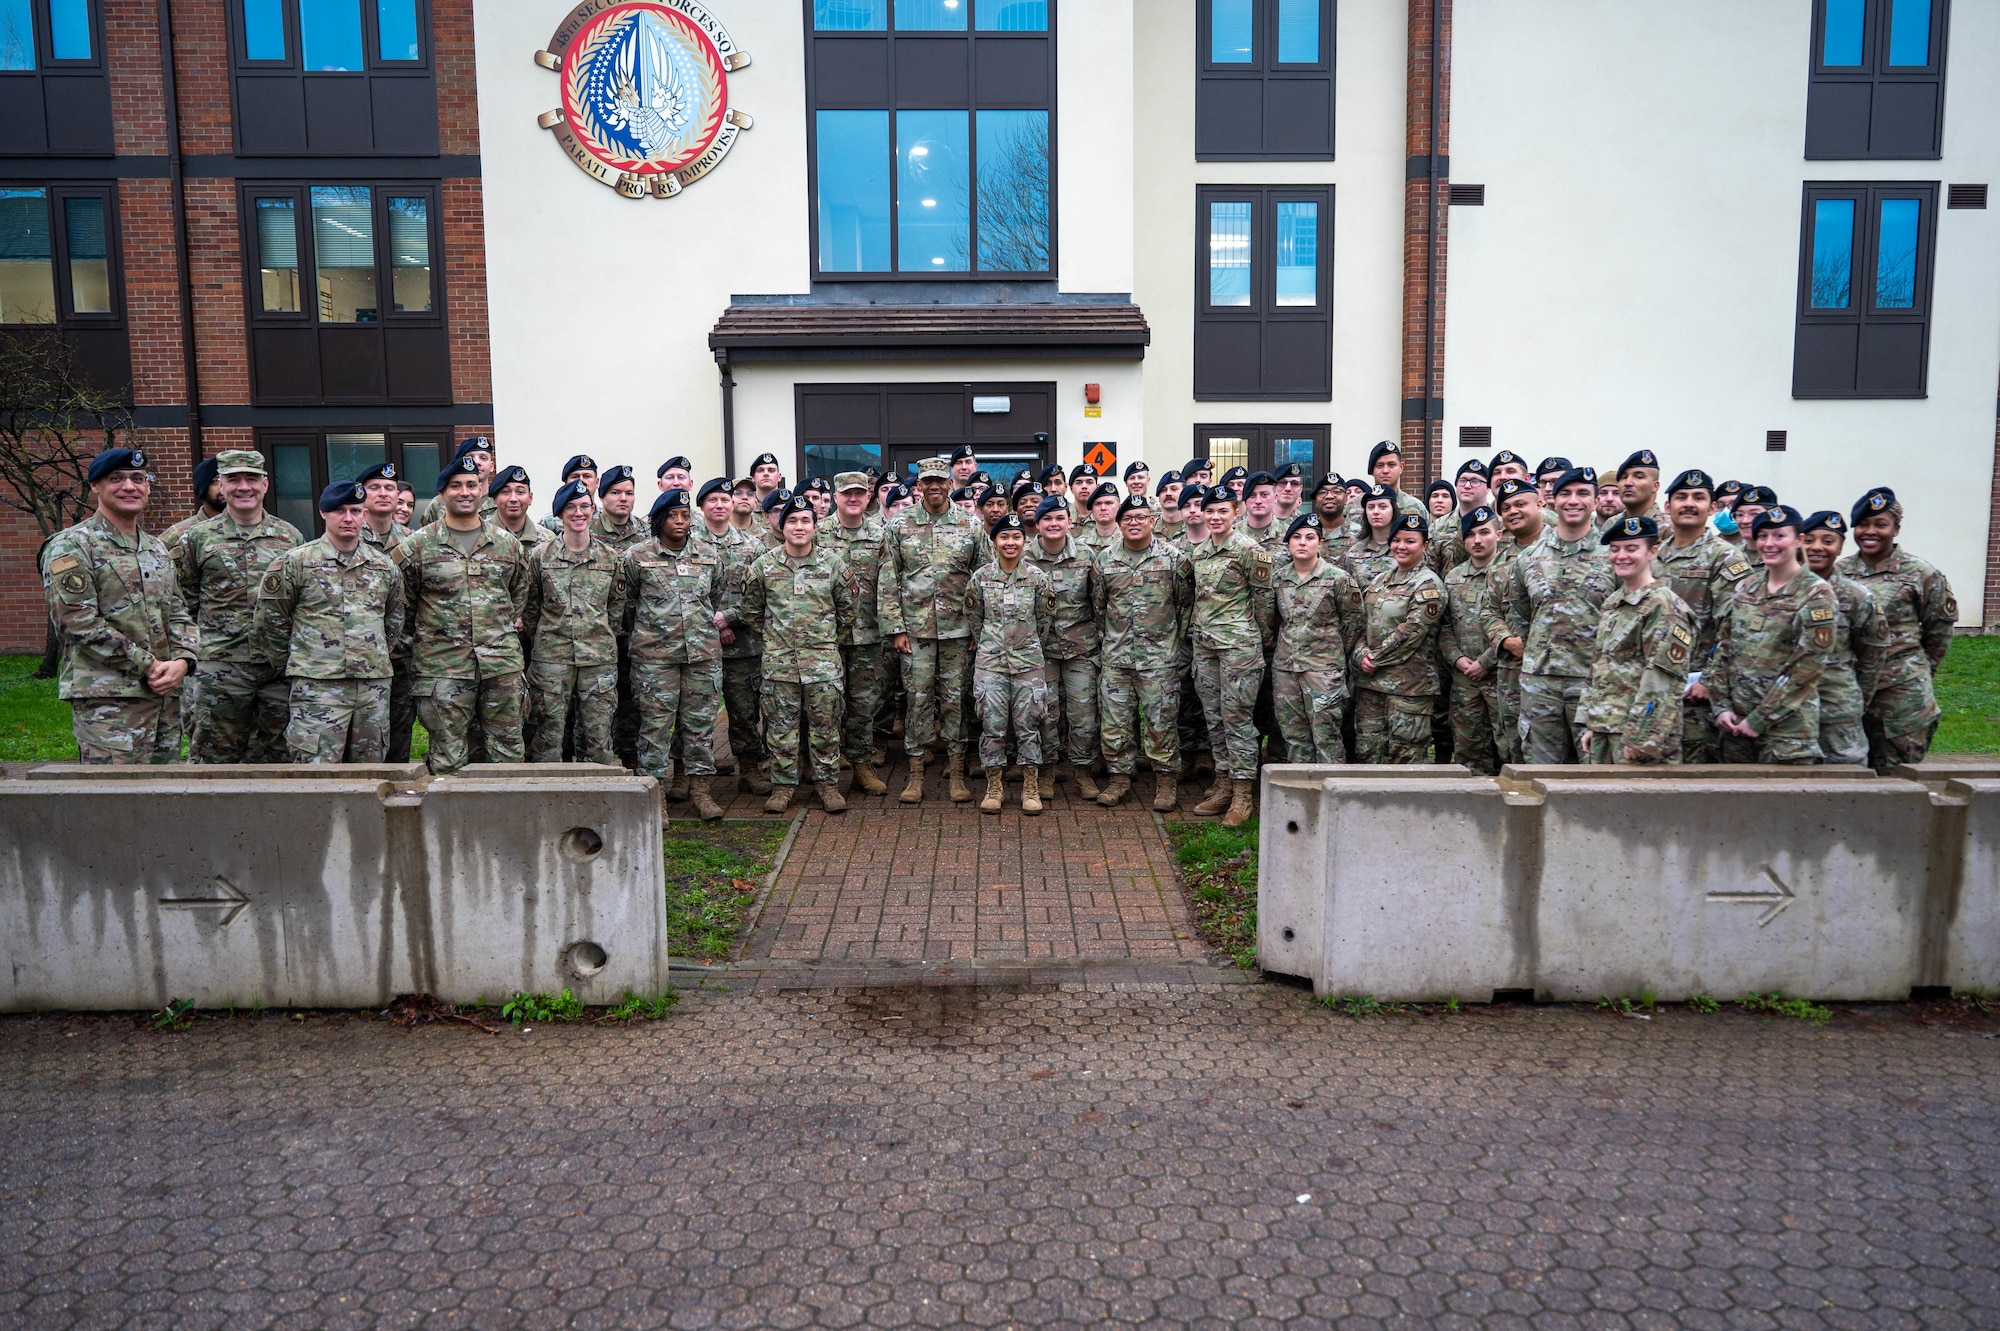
[[1449, 0, 1999, 622], [1131, 0, 1409, 478]]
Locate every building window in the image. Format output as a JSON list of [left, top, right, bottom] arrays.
[[1195, 0, 1332, 160], [0, 0, 112, 155], [1193, 423, 1326, 479], [806, 0, 1054, 278], [1195, 185, 1331, 400], [229, 0, 437, 155], [0, 182, 128, 394], [242, 181, 448, 405], [259, 428, 445, 533], [795, 381, 1054, 486], [1806, 0, 1948, 159], [1793, 181, 1937, 398]]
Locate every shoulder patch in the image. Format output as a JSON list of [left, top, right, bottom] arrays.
[[48, 555, 79, 574], [1670, 624, 1692, 645], [1719, 558, 1754, 581], [1416, 585, 1442, 602], [1807, 605, 1835, 622], [58, 570, 88, 595]]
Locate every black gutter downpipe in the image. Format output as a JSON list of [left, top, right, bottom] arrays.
[[716, 349, 736, 478], [1423, 0, 1440, 481], [156, 0, 203, 465]]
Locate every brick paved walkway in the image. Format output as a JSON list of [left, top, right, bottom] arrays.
[[696, 753, 1221, 986], [5, 988, 1996, 1328]]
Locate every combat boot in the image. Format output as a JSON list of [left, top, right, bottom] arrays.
[[979, 768, 1004, 813], [1193, 768, 1233, 816], [1221, 778, 1255, 828], [815, 781, 847, 813], [1021, 766, 1042, 816], [1096, 774, 1130, 807], [763, 783, 794, 815], [1071, 762, 1101, 801], [948, 752, 972, 802], [666, 764, 690, 802], [900, 753, 926, 804], [690, 779, 725, 822], [1152, 771, 1179, 813], [968, 751, 985, 778], [852, 762, 887, 795], [1190, 749, 1214, 780], [741, 761, 772, 795]]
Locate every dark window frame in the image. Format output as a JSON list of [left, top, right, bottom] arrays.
[[1792, 179, 1938, 400], [0, 178, 130, 399], [7, 0, 106, 68], [1192, 422, 1329, 478], [1194, 0, 1336, 162], [1805, 0, 1949, 160], [1194, 183, 1333, 402], [226, 0, 439, 156], [0, 0, 113, 156], [802, 0, 1058, 282], [256, 425, 448, 534], [794, 380, 1056, 484]]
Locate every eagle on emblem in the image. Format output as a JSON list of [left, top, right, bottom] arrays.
[[595, 11, 695, 160]]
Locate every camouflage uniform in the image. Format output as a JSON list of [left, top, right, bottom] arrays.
[[734, 543, 855, 787], [1242, 520, 1288, 556], [708, 523, 769, 773], [1815, 569, 1887, 767], [827, 516, 889, 762], [591, 509, 649, 768], [1576, 582, 1694, 765], [361, 519, 420, 761], [252, 536, 404, 762], [521, 539, 627, 765], [1709, 569, 1838, 765], [394, 522, 531, 773], [1241, 519, 1289, 762], [1353, 564, 1447, 764], [965, 560, 1055, 771], [623, 535, 723, 781], [1093, 539, 1195, 775], [156, 508, 219, 725], [1485, 532, 1615, 764], [1270, 558, 1364, 764], [1480, 538, 1531, 764], [1343, 537, 1397, 595], [1653, 531, 1757, 763], [877, 503, 988, 758], [1428, 509, 1467, 577], [1836, 547, 1957, 772], [1439, 555, 1503, 775], [175, 511, 304, 762], [417, 493, 496, 528], [1025, 535, 1100, 769], [158, 509, 218, 557], [1190, 530, 1276, 778], [41, 513, 200, 764]]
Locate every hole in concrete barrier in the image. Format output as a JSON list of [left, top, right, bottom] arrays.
[[560, 827, 604, 860], [564, 940, 608, 978], [1286, 820, 1299, 834], [1282, 927, 1295, 942]]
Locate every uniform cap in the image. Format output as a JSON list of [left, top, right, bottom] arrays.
[[1368, 440, 1401, 471], [1034, 495, 1069, 523], [1116, 494, 1155, 519], [1739, 484, 1779, 508], [916, 456, 952, 481], [1157, 469, 1184, 489], [1600, 514, 1660, 544], [989, 513, 1025, 538], [1850, 486, 1896, 525], [487, 465, 531, 497], [1455, 458, 1491, 480], [355, 461, 397, 486], [1551, 466, 1598, 495], [1310, 471, 1344, 496], [1800, 509, 1847, 536], [1219, 465, 1249, 486], [971, 470, 994, 488], [1182, 457, 1211, 476], [879, 484, 911, 506], [778, 495, 816, 523], [1391, 511, 1430, 539], [87, 448, 149, 483], [1715, 479, 1745, 498], [190, 456, 221, 500], [1535, 456, 1573, 477], [951, 445, 977, 462], [1617, 449, 1660, 477], [655, 455, 692, 478], [318, 481, 366, 512], [215, 448, 267, 476], [1666, 468, 1715, 496], [1750, 504, 1804, 535], [452, 436, 494, 461], [1273, 461, 1304, 481], [561, 453, 597, 479], [761, 487, 795, 512], [1363, 483, 1396, 504], [1243, 470, 1277, 495], [804, 476, 832, 495], [437, 455, 482, 494], [1489, 450, 1525, 470], [1284, 512, 1323, 541], [1123, 460, 1150, 479], [1493, 477, 1537, 504], [1070, 462, 1099, 483], [1089, 482, 1119, 504], [1427, 477, 1455, 497], [750, 452, 780, 471], [834, 470, 872, 493], [1179, 485, 1207, 508], [696, 476, 732, 503], [597, 465, 635, 495], [552, 480, 590, 516], [649, 488, 690, 520], [950, 486, 978, 503], [1462, 504, 1500, 531]]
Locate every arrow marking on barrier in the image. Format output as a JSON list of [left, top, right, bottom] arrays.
[[1706, 866, 1794, 927], [158, 875, 249, 926]]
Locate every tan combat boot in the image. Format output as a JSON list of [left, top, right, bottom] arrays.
[[690, 778, 725, 822], [1021, 766, 1042, 816], [665, 763, 690, 802], [763, 783, 794, 815], [741, 761, 772, 795], [1193, 767, 1233, 816], [1221, 778, 1255, 828], [979, 768, 1004, 813], [1071, 762, 1100, 801], [1152, 770, 1179, 812], [900, 753, 926, 803], [852, 762, 887, 795], [815, 781, 847, 813], [948, 752, 973, 802], [1096, 774, 1130, 807]]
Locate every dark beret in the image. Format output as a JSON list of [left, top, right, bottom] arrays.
[[1285, 512, 1323, 541], [1600, 514, 1660, 544], [1034, 495, 1070, 523], [1367, 440, 1401, 471], [1490, 450, 1525, 470], [761, 488, 795, 512], [1800, 510, 1847, 536], [1739, 485, 1780, 508], [1535, 456, 1573, 476], [696, 476, 731, 503], [777, 495, 816, 523], [1089, 482, 1119, 504], [597, 465, 635, 495], [1117, 494, 1155, 519], [750, 452, 780, 470], [1219, 466, 1249, 485], [1493, 477, 1537, 503], [561, 454, 597, 479], [1666, 468, 1715, 496], [1551, 466, 1598, 494], [1070, 463, 1099, 483], [1850, 486, 1896, 525], [1455, 458, 1490, 480], [452, 436, 494, 460], [551, 480, 589, 516], [318, 480, 366, 512], [951, 445, 977, 462], [989, 513, 1025, 538], [1751, 504, 1803, 535], [487, 465, 530, 497], [1617, 449, 1660, 478], [1462, 504, 1499, 531], [1243, 470, 1277, 494], [655, 455, 692, 478], [1391, 511, 1430, 539], [1123, 461, 1150, 479], [87, 448, 149, 484], [648, 489, 690, 524], [1273, 462, 1304, 481], [436, 455, 481, 494]]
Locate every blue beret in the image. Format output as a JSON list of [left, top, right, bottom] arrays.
[[1180, 485, 1208, 508], [1117, 494, 1154, 519], [561, 454, 597, 479], [655, 455, 692, 477], [597, 465, 634, 495], [1157, 469, 1183, 489], [1666, 468, 1714, 496], [1617, 449, 1660, 477], [1740, 484, 1779, 508], [696, 476, 732, 503], [190, 456, 220, 500], [1310, 471, 1343, 495], [1600, 515, 1660, 544], [1851, 486, 1896, 525], [1363, 483, 1395, 504], [487, 465, 530, 497], [777, 495, 816, 523], [436, 455, 481, 494], [452, 436, 493, 461], [989, 513, 1025, 538], [952, 445, 977, 462], [318, 480, 366, 512], [1551, 466, 1598, 494], [649, 488, 690, 521], [1273, 462, 1304, 481], [1751, 504, 1804, 535], [1088, 482, 1119, 504], [1455, 458, 1490, 480], [1219, 466, 1249, 486], [1070, 463, 1098, 483], [879, 484, 910, 506], [1368, 440, 1401, 471], [1182, 457, 1211, 476], [1462, 504, 1499, 530], [1123, 460, 1150, 479], [354, 461, 398, 486], [1800, 510, 1847, 536], [750, 452, 780, 470], [1244, 470, 1277, 494], [1039, 464, 1067, 486], [951, 486, 978, 503], [1490, 450, 1525, 470], [1493, 477, 1537, 504], [761, 487, 794, 512], [1285, 512, 1323, 541], [804, 476, 831, 495], [86, 448, 149, 484], [1034, 495, 1069, 523], [1391, 511, 1430, 538], [1536, 456, 1573, 476], [551, 480, 590, 516]]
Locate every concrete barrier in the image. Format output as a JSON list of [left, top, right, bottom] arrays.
[[1259, 765, 1988, 1002], [0, 769, 666, 1012]]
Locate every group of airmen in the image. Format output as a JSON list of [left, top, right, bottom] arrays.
[[42, 431, 1958, 826]]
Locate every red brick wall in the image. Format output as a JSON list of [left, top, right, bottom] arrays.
[[169, 0, 235, 156], [106, 0, 167, 154], [1399, 0, 1451, 488], [436, 0, 481, 156], [444, 178, 490, 408]]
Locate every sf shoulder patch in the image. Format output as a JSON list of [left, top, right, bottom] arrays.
[[1720, 559, 1753, 581], [1807, 606, 1835, 622]]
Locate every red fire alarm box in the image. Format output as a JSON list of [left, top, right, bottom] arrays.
[[1083, 382, 1100, 404]]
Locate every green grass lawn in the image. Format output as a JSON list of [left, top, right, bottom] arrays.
[[0, 654, 75, 763], [1934, 635, 2000, 753], [1167, 818, 1260, 969], [662, 820, 790, 961]]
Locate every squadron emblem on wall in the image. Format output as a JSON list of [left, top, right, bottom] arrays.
[[534, 0, 751, 199]]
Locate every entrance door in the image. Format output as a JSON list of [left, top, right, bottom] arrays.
[[798, 381, 1054, 487]]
